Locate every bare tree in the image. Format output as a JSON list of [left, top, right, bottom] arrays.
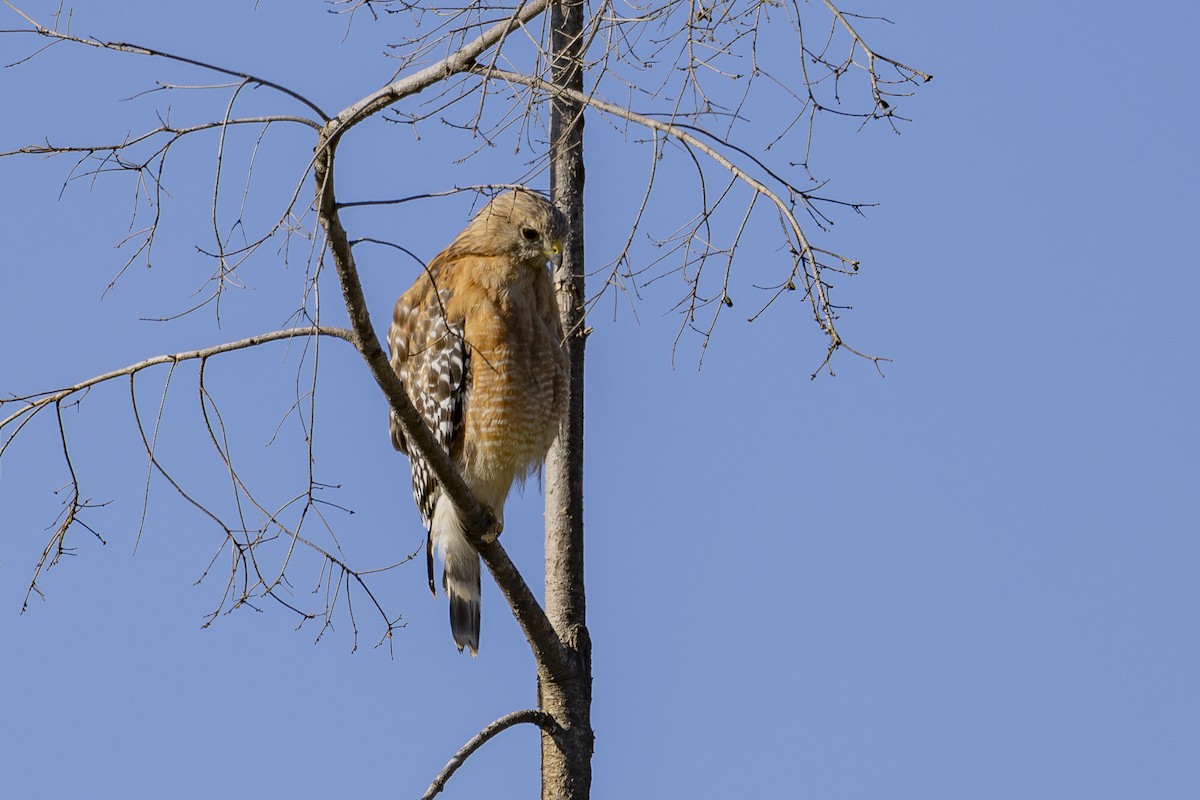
[[0, 1, 929, 797]]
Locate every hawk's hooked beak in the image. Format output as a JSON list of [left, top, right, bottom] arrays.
[[548, 239, 563, 270]]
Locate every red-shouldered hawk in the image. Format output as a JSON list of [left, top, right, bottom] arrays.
[[388, 189, 569, 656]]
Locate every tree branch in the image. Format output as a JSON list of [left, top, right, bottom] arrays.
[[326, 0, 554, 135], [1, 2, 330, 120], [470, 67, 843, 345], [822, 0, 933, 114], [423, 709, 556, 800], [7, 0, 577, 678], [1, 327, 355, 441], [2, 116, 321, 159], [313, 122, 573, 684]]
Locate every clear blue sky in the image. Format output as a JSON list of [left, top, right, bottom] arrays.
[[2, 2, 1197, 798]]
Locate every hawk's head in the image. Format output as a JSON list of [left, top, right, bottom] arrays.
[[467, 189, 566, 268]]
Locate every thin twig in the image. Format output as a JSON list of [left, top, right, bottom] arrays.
[[2, 327, 355, 434], [1, 2, 330, 120]]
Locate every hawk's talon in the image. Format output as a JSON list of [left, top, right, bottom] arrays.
[[482, 513, 503, 543]]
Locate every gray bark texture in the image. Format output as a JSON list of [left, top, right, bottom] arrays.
[[542, 0, 593, 797]]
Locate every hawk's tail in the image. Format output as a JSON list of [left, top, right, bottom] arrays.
[[432, 499, 481, 657]]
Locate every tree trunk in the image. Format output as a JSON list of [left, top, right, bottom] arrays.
[[542, 0, 592, 797]]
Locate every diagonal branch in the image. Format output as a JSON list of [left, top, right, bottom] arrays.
[[314, 130, 573, 685], [423, 709, 557, 800], [327, 0, 554, 135], [7, 0, 576, 679], [470, 67, 841, 341]]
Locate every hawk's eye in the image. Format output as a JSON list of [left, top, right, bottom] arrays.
[[520, 227, 539, 242]]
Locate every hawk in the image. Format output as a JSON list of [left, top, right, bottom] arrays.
[[388, 189, 569, 656]]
